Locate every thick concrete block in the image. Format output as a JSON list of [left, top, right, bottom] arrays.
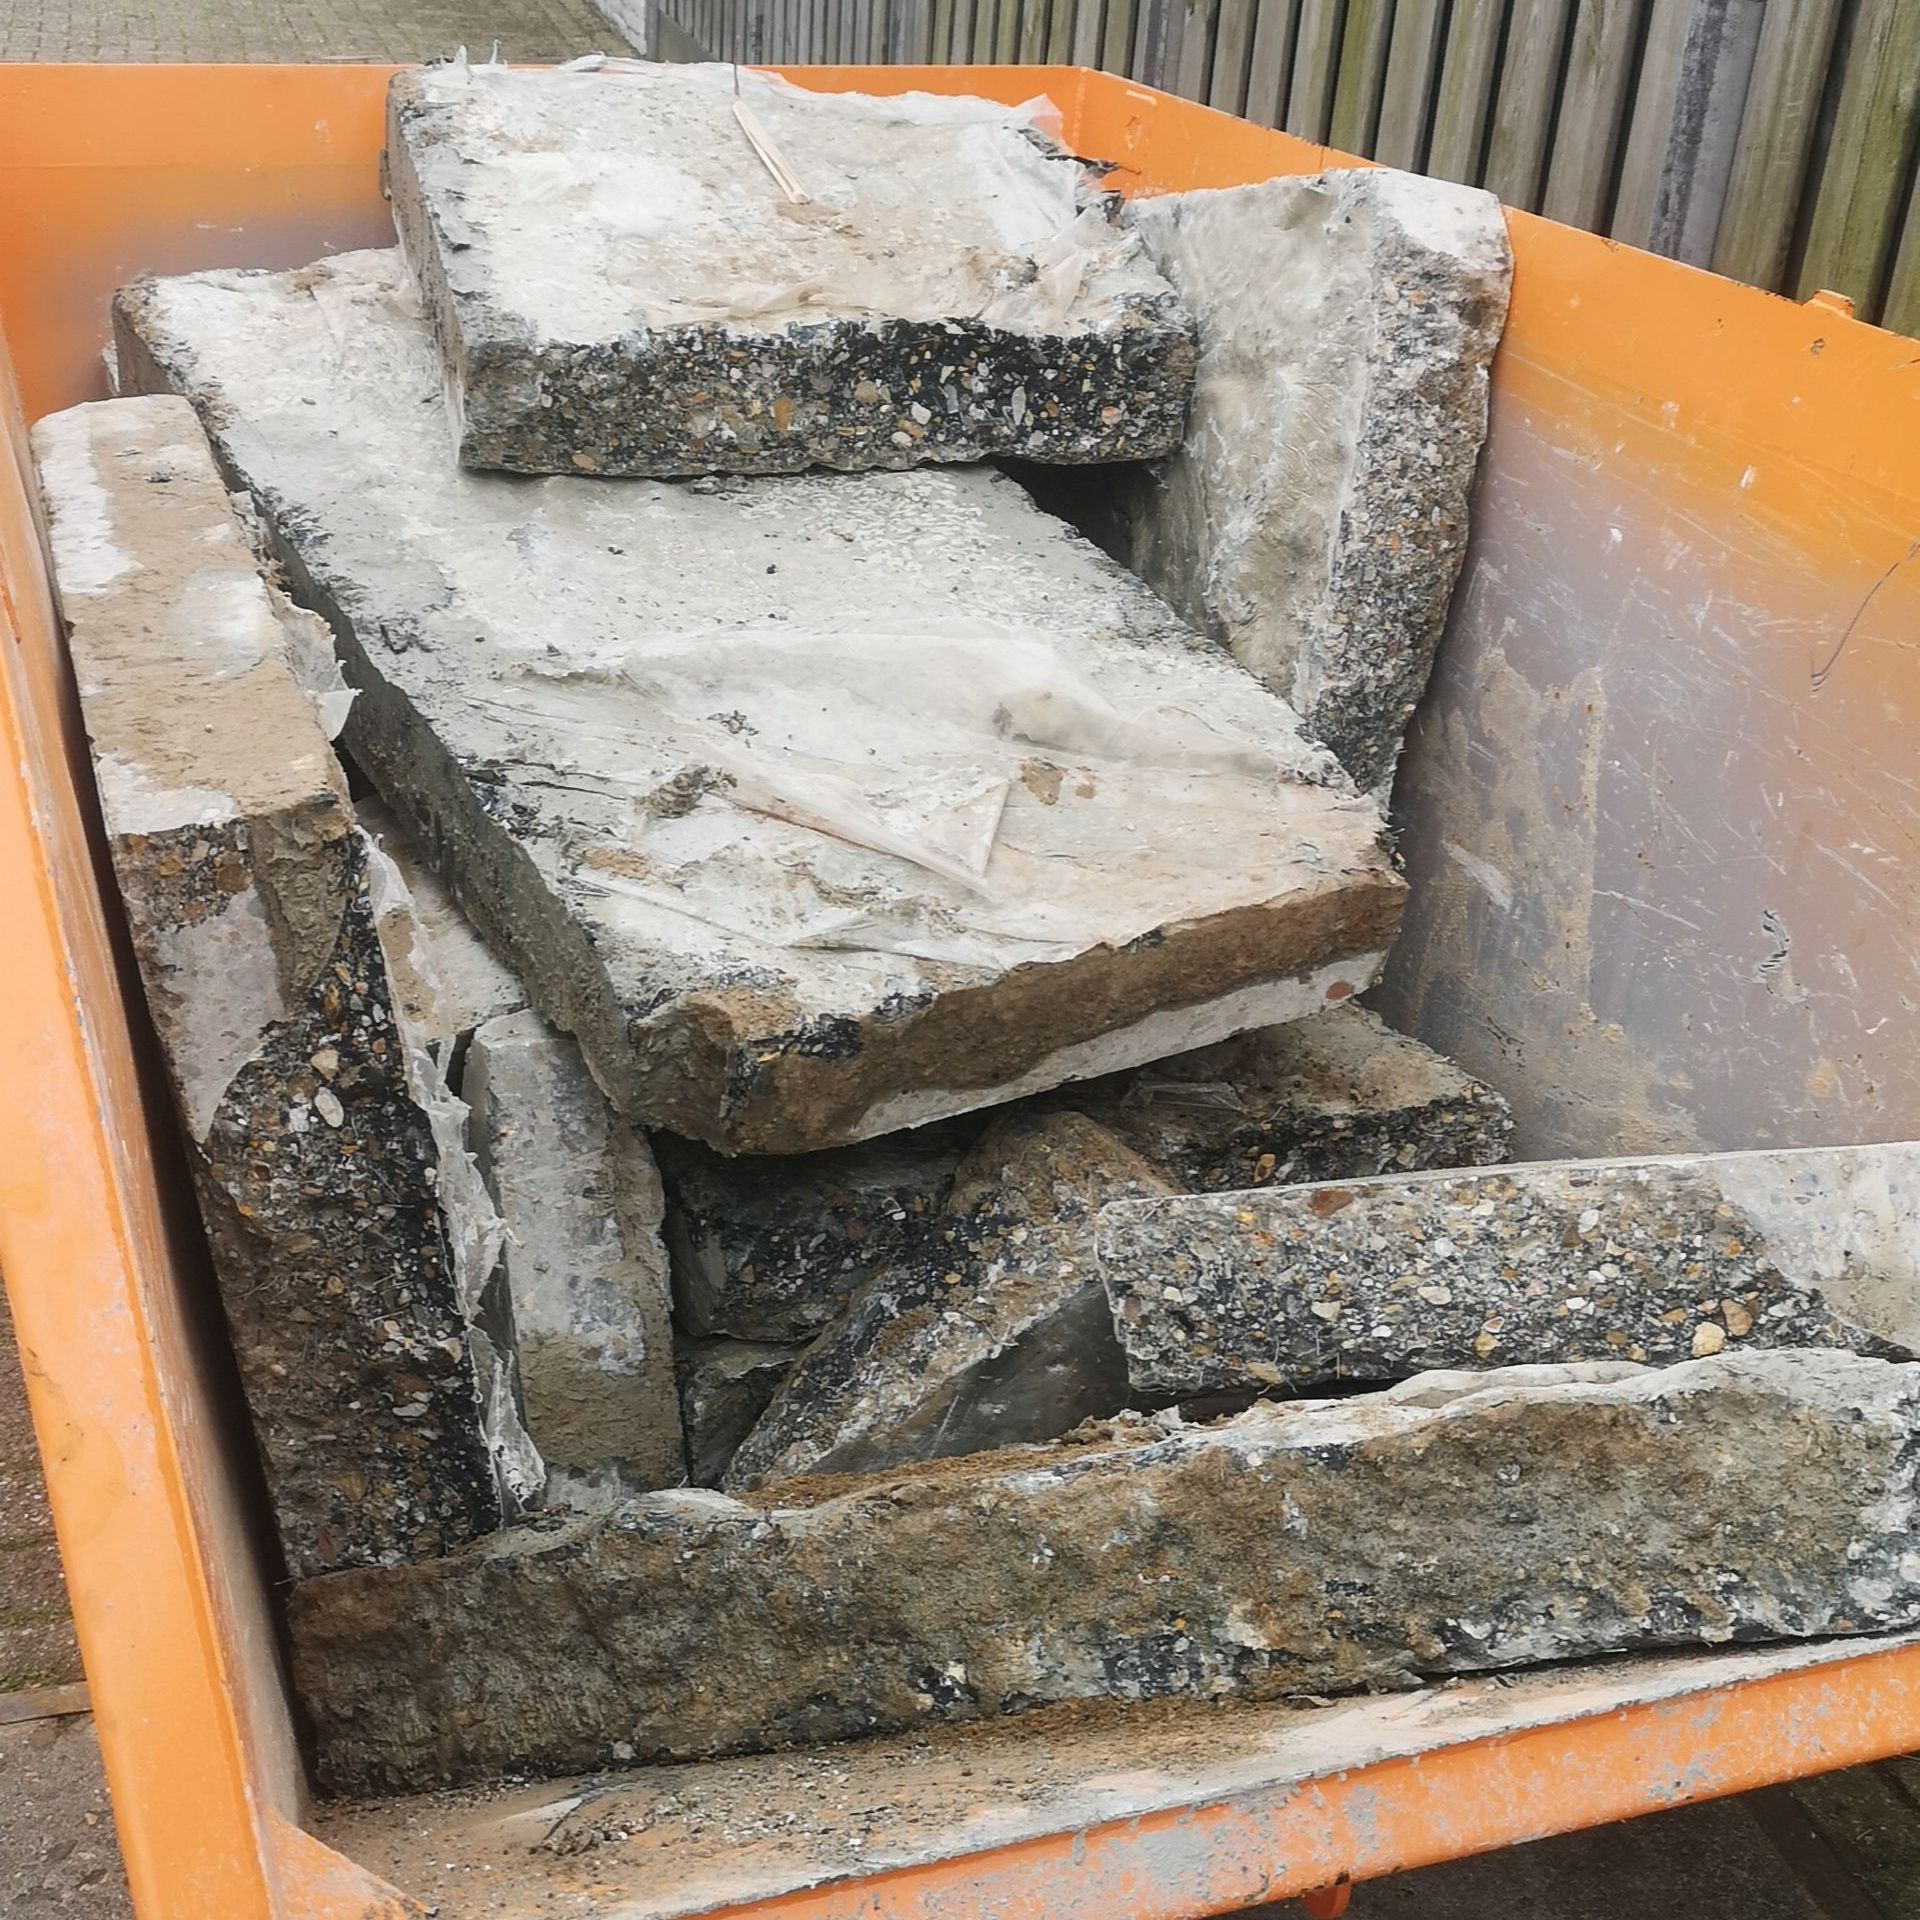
[[676, 1337, 804, 1487], [33, 397, 514, 1575], [1073, 1003, 1512, 1191], [292, 1349, 1920, 1792], [1123, 170, 1511, 795], [466, 1011, 685, 1504], [386, 62, 1195, 477], [1097, 1145, 1920, 1396], [724, 1113, 1168, 1488], [117, 249, 1401, 1154]]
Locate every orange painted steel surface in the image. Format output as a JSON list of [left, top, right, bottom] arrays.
[[3, 59, 1919, 1920]]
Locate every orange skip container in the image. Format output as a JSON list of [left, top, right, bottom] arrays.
[[3, 60, 1920, 1920]]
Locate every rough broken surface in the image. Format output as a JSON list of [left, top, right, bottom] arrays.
[[387, 62, 1195, 477], [1072, 1002, 1511, 1191], [466, 1012, 684, 1503], [291, 1349, 1920, 1793], [1123, 169, 1511, 795], [1097, 1145, 1920, 1397], [33, 397, 503, 1576], [676, 1337, 803, 1487], [725, 1113, 1168, 1488], [657, 1124, 965, 1342], [117, 248, 1400, 1153]]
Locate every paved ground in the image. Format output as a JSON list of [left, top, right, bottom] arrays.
[[0, 0, 630, 62]]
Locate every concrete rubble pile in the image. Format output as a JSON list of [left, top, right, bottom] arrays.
[[43, 61, 1920, 1801]]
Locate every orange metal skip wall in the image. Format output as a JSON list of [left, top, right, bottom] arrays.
[[2, 61, 1919, 1920]]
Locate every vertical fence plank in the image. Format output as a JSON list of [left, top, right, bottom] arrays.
[[1483, 0, 1575, 208], [1885, 187, 1920, 334], [1207, 0, 1259, 107], [971, 0, 996, 57], [1609, 0, 1700, 243], [1539, 0, 1645, 224], [1373, 0, 1447, 164], [1287, 0, 1348, 135], [1710, 0, 1844, 285], [1327, 0, 1396, 152], [1074, 0, 1108, 63], [1427, 0, 1506, 180], [1047, 0, 1077, 56], [1101, 0, 1139, 65], [1174, 0, 1220, 96], [996, 0, 1022, 57], [1244, 0, 1304, 122], [1796, 0, 1920, 307], [1020, 0, 1052, 60]]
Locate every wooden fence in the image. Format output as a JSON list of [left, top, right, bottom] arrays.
[[642, 0, 1920, 333]]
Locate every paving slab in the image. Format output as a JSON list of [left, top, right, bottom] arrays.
[[724, 1112, 1168, 1488], [1098, 1144, 1920, 1396], [1123, 169, 1511, 795], [32, 396, 521, 1576], [291, 1348, 1920, 1792], [117, 247, 1400, 1154], [466, 1011, 684, 1504], [387, 60, 1195, 477]]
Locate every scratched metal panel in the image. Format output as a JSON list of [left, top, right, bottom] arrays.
[[1377, 227, 1920, 1158]]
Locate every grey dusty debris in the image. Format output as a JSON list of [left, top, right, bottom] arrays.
[[291, 1349, 1920, 1793], [1070, 1002, 1512, 1191], [725, 1112, 1169, 1489], [657, 1125, 966, 1343], [676, 1337, 805, 1488], [117, 248, 1401, 1154], [466, 1011, 685, 1504], [1096, 1145, 1920, 1398], [387, 62, 1195, 478], [32, 397, 516, 1576], [1122, 169, 1511, 795]]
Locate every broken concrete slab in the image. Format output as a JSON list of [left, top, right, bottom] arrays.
[[291, 1347, 1920, 1793], [32, 396, 514, 1576], [1122, 169, 1511, 795], [1070, 1002, 1512, 1191], [676, 1337, 804, 1487], [356, 793, 526, 1060], [725, 1112, 1168, 1488], [1096, 1145, 1920, 1398], [656, 1125, 965, 1343], [466, 1011, 685, 1504], [117, 248, 1402, 1154], [386, 61, 1195, 478]]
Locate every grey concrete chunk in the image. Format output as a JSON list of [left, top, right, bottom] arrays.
[[676, 1337, 804, 1488], [116, 248, 1401, 1154], [387, 62, 1195, 477], [1073, 1002, 1512, 1191], [725, 1113, 1168, 1489], [32, 397, 511, 1576], [466, 1011, 685, 1504], [1122, 170, 1511, 795], [1097, 1145, 1920, 1397], [657, 1126, 964, 1343], [291, 1348, 1920, 1792], [356, 793, 526, 1056]]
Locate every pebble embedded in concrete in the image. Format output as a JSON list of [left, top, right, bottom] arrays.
[[1096, 1145, 1920, 1397], [387, 61, 1196, 478]]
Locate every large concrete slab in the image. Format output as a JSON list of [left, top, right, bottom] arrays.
[[724, 1112, 1168, 1488], [466, 1011, 685, 1505], [1123, 170, 1511, 795], [387, 61, 1195, 477], [1097, 1144, 1920, 1396], [117, 248, 1401, 1153], [291, 1348, 1920, 1792], [32, 397, 512, 1576]]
